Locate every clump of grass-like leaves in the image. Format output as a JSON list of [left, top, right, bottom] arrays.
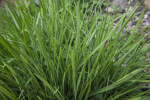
[[0, 0, 150, 99]]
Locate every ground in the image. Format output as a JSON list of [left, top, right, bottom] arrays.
[[107, 0, 150, 29], [107, 0, 150, 57]]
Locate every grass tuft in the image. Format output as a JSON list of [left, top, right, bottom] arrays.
[[0, 0, 150, 99]]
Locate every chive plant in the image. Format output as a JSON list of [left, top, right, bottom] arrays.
[[0, 0, 150, 99]]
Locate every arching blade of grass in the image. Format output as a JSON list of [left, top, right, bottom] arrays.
[[0, 86, 18, 100], [35, 74, 64, 100], [90, 68, 143, 96]]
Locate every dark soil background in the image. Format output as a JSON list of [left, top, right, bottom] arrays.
[[106, 0, 150, 58], [106, 0, 150, 29]]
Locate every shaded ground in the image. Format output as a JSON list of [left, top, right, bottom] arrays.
[[106, 0, 150, 59], [107, 0, 150, 29]]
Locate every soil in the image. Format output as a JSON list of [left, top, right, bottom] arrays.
[[106, 0, 150, 60], [106, 0, 150, 45], [107, 0, 150, 29]]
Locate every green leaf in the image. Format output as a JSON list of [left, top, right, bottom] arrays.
[[0, 85, 18, 100], [35, 74, 63, 100], [91, 68, 143, 96]]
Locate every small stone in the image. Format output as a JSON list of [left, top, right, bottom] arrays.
[[144, 14, 149, 19], [108, 7, 113, 12]]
